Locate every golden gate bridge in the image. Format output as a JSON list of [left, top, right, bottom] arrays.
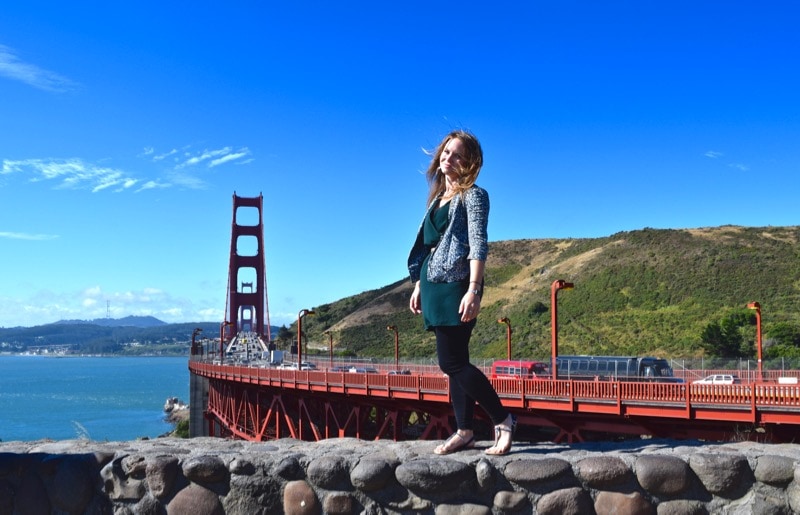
[[187, 194, 800, 444]]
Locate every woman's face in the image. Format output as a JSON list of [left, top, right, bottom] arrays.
[[439, 137, 466, 183]]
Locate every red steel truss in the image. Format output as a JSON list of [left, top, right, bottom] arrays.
[[190, 361, 800, 444]]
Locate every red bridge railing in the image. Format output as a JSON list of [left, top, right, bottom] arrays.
[[189, 361, 800, 443]]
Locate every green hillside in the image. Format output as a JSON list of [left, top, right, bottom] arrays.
[[293, 225, 800, 361]]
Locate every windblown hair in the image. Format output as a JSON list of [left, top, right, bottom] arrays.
[[424, 130, 484, 206]]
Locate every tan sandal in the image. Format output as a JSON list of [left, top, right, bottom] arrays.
[[485, 415, 516, 456], [434, 432, 475, 455]]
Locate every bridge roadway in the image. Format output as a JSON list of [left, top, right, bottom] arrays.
[[188, 360, 800, 444]]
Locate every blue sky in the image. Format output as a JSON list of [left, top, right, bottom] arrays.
[[1, 2, 798, 329]]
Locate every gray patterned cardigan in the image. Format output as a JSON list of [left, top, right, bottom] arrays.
[[407, 185, 489, 284]]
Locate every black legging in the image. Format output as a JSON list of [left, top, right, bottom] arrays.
[[434, 324, 508, 430]]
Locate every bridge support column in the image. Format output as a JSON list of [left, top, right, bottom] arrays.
[[189, 362, 210, 437]]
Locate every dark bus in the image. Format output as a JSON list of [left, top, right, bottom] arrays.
[[554, 355, 681, 383]]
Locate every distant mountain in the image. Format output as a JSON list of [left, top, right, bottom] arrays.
[[0, 320, 282, 355], [55, 316, 167, 328]]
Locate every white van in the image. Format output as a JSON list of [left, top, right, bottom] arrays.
[[692, 374, 740, 385]]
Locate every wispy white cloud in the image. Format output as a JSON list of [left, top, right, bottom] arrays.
[[0, 231, 59, 241], [0, 44, 78, 92], [209, 151, 250, 168], [136, 179, 171, 192], [174, 146, 252, 169], [1, 144, 254, 196], [165, 171, 208, 189], [151, 148, 181, 162], [176, 147, 230, 168], [137, 144, 253, 190], [705, 151, 750, 172], [1, 158, 138, 192], [83, 286, 103, 297]]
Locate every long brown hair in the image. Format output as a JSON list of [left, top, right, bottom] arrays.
[[424, 130, 483, 206]]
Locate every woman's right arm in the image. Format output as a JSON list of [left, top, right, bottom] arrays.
[[409, 281, 422, 314]]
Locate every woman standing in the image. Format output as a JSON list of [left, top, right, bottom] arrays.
[[407, 130, 515, 456]]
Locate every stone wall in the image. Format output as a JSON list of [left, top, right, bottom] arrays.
[[1, 437, 799, 514]]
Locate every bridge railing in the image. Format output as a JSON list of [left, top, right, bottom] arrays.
[[189, 361, 800, 411]]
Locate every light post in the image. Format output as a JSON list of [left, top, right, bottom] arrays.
[[325, 330, 334, 369], [747, 302, 763, 381], [191, 328, 203, 357], [387, 325, 399, 370], [297, 308, 315, 369], [551, 279, 574, 380], [219, 321, 233, 364], [497, 317, 512, 360]]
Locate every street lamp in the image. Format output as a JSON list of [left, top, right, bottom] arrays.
[[497, 317, 512, 360], [551, 279, 574, 380], [191, 328, 203, 357], [324, 330, 334, 369], [219, 321, 233, 364], [297, 308, 315, 369], [747, 302, 763, 381], [387, 325, 399, 370]]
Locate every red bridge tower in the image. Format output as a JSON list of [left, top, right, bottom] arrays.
[[225, 193, 271, 342]]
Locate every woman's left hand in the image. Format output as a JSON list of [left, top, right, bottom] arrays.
[[459, 291, 481, 322]]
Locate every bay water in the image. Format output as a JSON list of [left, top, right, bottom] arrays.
[[0, 355, 188, 442]]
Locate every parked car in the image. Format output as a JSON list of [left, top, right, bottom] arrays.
[[692, 374, 740, 385], [278, 362, 316, 371], [348, 367, 379, 374]]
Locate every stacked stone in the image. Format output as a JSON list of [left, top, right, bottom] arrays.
[[0, 437, 799, 514]]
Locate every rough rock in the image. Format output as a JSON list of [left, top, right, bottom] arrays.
[[656, 499, 708, 515], [503, 457, 575, 492], [577, 455, 633, 488], [636, 454, 693, 496], [145, 455, 180, 499], [50, 455, 94, 513], [322, 491, 353, 514], [1, 437, 799, 514], [754, 454, 795, 486], [493, 489, 530, 512], [435, 502, 491, 515], [688, 452, 753, 498], [536, 486, 594, 515], [394, 458, 473, 497], [594, 490, 656, 514], [283, 479, 320, 515], [167, 483, 224, 515], [182, 455, 228, 484], [306, 455, 351, 490], [474, 458, 495, 492], [350, 458, 394, 491]]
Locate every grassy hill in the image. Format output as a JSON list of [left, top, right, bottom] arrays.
[[295, 225, 800, 361]]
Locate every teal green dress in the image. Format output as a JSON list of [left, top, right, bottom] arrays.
[[420, 201, 469, 330]]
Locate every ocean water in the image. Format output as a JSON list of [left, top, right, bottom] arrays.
[[0, 355, 189, 442]]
